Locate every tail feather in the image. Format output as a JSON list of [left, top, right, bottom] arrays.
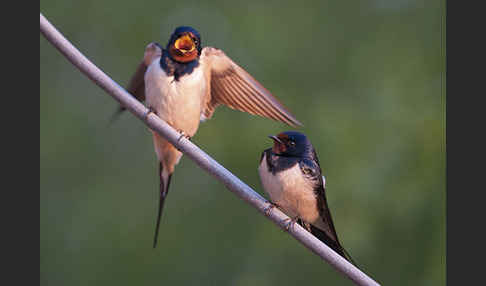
[[300, 220, 358, 267], [108, 107, 126, 125], [153, 163, 172, 248]]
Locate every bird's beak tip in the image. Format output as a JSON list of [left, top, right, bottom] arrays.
[[268, 135, 282, 143]]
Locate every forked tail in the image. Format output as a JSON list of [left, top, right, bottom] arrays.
[[153, 162, 172, 248], [303, 221, 359, 267]]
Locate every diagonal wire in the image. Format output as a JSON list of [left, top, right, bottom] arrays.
[[40, 12, 380, 286]]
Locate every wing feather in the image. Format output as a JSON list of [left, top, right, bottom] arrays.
[[220, 76, 267, 116], [201, 47, 302, 127], [231, 74, 293, 123], [114, 42, 162, 117]]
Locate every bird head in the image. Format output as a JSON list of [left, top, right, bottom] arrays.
[[167, 26, 202, 63], [268, 131, 314, 157]]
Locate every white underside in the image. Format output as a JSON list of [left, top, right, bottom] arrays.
[[145, 57, 207, 137], [144, 57, 208, 164], [258, 153, 322, 225]]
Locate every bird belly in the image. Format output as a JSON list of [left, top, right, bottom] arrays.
[[145, 58, 207, 137], [258, 155, 321, 224]]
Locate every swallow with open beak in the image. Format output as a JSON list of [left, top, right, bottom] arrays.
[[116, 26, 302, 248], [258, 131, 355, 264]]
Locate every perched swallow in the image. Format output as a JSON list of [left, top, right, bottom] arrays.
[[258, 131, 355, 264], [118, 26, 302, 248]]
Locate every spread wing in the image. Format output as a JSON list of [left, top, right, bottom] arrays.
[[200, 47, 303, 127], [111, 42, 162, 120]]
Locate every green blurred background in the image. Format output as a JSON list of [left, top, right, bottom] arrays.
[[40, 0, 445, 285]]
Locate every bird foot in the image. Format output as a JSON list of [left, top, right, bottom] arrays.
[[263, 201, 280, 216], [144, 106, 157, 121], [282, 216, 299, 232], [177, 130, 191, 142], [301, 221, 312, 232]]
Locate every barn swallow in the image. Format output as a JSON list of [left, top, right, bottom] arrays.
[[258, 131, 356, 264], [117, 26, 302, 248]]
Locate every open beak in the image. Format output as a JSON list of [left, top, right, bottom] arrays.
[[174, 34, 195, 53]]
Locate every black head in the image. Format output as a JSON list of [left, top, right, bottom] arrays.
[[268, 131, 315, 158], [166, 26, 202, 63]]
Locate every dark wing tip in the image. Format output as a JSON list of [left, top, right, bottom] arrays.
[[205, 47, 304, 127], [286, 115, 304, 127], [237, 68, 303, 128], [108, 106, 126, 125]]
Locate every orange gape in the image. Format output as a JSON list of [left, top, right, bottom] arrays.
[[169, 34, 198, 63]]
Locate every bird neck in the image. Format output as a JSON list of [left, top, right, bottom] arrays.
[[160, 50, 200, 81], [265, 149, 300, 175]]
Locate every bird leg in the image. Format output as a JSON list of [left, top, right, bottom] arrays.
[[176, 130, 191, 142], [144, 106, 157, 121], [301, 220, 312, 232], [172, 130, 192, 152], [263, 201, 281, 216]]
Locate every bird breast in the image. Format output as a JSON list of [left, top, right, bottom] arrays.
[[258, 154, 321, 224], [144, 57, 207, 137]]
